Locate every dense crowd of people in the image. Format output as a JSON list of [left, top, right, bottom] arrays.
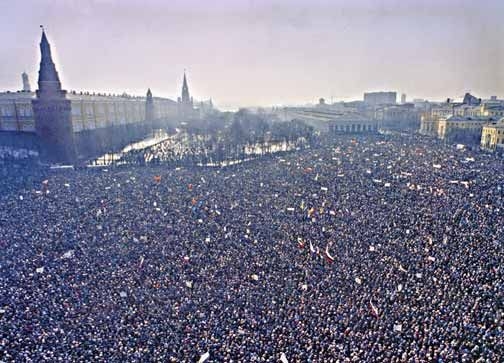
[[0, 134, 502, 361]]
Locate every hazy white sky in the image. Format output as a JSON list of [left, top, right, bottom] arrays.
[[1, 0, 503, 109]]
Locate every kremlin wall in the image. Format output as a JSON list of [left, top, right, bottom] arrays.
[[0, 30, 199, 164]]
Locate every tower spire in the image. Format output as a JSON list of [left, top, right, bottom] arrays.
[[32, 26, 76, 163], [36, 27, 65, 98], [181, 70, 190, 104]]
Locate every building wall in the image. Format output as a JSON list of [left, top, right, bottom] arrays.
[[329, 121, 378, 134], [438, 118, 488, 144], [0, 92, 178, 160], [481, 124, 504, 151], [364, 92, 397, 106], [376, 105, 421, 130], [419, 105, 453, 137]]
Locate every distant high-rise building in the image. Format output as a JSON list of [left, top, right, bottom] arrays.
[[22, 72, 31, 92], [364, 92, 397, 106], [401, 93, 406, 104]]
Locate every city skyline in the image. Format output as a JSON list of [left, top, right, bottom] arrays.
[[1, 0, 503, 110]]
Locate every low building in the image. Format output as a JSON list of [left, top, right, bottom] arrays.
[[375, 104, 421, 131], [328, 114, 378, 134], [452, 104, 482, 117], [481, 104, 504, 118], [363, 91, 397, 106], [437, 115, 497, 144], [481, 118, 504, 151], [277, 107, 378, 133], [419, 103, 453, 136]]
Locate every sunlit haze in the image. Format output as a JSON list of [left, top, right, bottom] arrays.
[[1, 0, 504, 109]]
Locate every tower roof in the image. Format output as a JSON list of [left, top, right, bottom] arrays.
[[181, 71, 190, 103], [36, 28, 65, 98], [146, 88, 153, 103]]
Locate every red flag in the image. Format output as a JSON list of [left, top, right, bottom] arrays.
[[325, 245, 335, 263]]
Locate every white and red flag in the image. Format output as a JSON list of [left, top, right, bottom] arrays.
[[325, 245, 335, 263]]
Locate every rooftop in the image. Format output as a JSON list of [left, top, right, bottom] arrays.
[[446, 115, 498, 122]]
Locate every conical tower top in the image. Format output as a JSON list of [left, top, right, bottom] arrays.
[[36, 27, 65, 98], [181, 71, 190, 103]]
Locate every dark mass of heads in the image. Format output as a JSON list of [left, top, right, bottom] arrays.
[[0, 134, 502, 362]]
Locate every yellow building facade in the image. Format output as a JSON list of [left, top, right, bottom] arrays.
[[481, 119, 504, 151], [437, 116, 496, 144], [0, 92, 177, 134]]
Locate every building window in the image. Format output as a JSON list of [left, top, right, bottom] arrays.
[[1, 105, 14, 117]]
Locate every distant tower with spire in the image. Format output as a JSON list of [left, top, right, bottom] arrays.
[[21, 72, 31, 92], [145, 88, 155, 128], [177, 71, 194, 121], [32, 27, 76, 163]]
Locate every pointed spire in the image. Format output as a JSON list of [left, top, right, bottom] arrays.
[[183, 72, 188, 88], [40, 30, 52, 60], [36, 27, 65, 98], [181, 70, 190, 104], [146, 88, 152, 98]]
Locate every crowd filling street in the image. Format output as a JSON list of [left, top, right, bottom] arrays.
[[0, 134, 502, 362]]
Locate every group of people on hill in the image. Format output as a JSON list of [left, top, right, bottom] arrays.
[[0, 133, 502, 361]]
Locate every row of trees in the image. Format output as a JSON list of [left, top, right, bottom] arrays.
[[117, 108, 317, 166], [196, 108, 316, 162]]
